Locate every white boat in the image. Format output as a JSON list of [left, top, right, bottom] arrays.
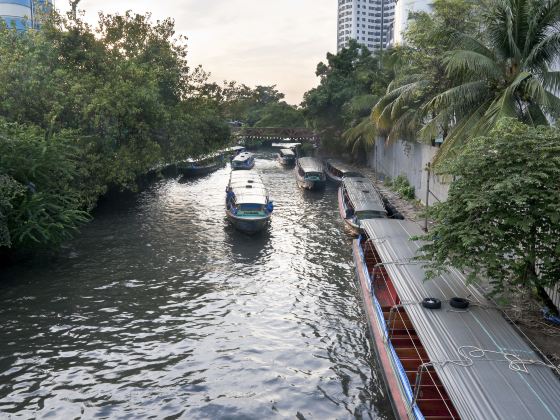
[[295, 157, 326, 190], [231, 152, 255, 170], [226, 170, 273, 233]]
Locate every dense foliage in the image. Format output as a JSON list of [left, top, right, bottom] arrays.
[[417, 120, 560, 310], [0, 8, 293, 257], [198, 82, 304, 127], [302, 40, 392, 157]]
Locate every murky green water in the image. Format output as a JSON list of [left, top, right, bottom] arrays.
[[0, 150, 393, 419]]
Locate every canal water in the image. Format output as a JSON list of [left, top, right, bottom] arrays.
[[0, 150, 393, 419]]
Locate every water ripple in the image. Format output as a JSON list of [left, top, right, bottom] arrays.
[[0, 150, 393, 419]]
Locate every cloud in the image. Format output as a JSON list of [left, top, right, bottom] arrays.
[[58, 0, 337, 104]]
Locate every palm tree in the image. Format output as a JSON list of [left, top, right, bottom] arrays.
[[426, 0, 560, 161], [374, 0, 560, 163], [342, 94, 379, 157]]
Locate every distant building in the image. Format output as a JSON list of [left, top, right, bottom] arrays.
[[392, 0, 432, 45], [0, 0, 52, 31], [337, 0, 396, 52]]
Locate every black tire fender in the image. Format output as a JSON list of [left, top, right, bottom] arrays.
[[422, 298, 442, 309], [450, 297, 470, 309]]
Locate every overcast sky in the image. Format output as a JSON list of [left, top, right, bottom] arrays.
[[57, 0, 337, 104]]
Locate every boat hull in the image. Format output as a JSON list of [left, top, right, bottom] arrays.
[[295, 172, 326, 191], [296, 178, 326, 190], [278, 156, 295, 167], [338, 187, 361, 235], [325, 168, 343, 184], [179, 163, 222, 177], [352, 240, 411, 420], [226, 212, 270, 234]]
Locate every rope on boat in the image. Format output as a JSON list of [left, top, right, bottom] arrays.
[[425, 346, 560, 375]]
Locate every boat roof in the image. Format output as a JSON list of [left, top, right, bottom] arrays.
[[362, 219, 560, 420], [280, 149, 295, 156], [232, 152, 253, 162], [342, 177, 386, 214], [297, 157, 323, 173], [229, 170, 267, 205], [325, 159, 363, 176], [272, 142, 301, 149]]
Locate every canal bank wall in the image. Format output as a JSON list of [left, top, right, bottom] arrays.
[[367, 136, 560, 312], [368, 137, 449, 205]]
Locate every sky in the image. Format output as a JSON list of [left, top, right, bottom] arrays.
[[57, 0, 338, 104]]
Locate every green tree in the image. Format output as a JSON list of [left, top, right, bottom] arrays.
[[302, 40, 387, 153], [372, 0, 480, 144], [425, 0, 560, 162], [0, 120, 89, 252], [254, 102, 305, 127], [418, 119, 560, 312]]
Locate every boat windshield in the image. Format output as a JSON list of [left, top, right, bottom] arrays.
[[237, 203, 266, 217], [304, 172, 323, 180]]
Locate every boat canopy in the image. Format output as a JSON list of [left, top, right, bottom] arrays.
[[232, 152, 253, 163], [272, 142, 301, 149], [343, 177, 386, 215], [280, 149, 295, 157], [229, 170, 268, 205], [297, 157, 323, 173], [362, 219, 560, 420], [325, 159, 363, 177]]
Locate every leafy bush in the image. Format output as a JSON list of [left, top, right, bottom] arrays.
[[418, 119, 560, 309], [391, 175, 415, 200], [0, 120, 90, 251]]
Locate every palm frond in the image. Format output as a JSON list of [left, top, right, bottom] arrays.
[[444, 50, 502, 81]]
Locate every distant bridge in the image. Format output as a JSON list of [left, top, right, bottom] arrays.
[[231, 127, 320, 143]]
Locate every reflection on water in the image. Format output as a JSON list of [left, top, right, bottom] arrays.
[[0, 150, 393, 419]]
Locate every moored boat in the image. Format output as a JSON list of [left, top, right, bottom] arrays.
[[338, 177, 386, 235], [324, 159, 363, 183], [231, 152, 255, 170], [177, 153, 224, 177], [353, 219, 560, 420], [226, 170, 273, 233], [222, 145, 246, 160], [277, 148, 296, 166], [295, 157, 326, 190]]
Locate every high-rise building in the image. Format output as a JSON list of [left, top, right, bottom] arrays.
[[337, 0, 396, 52], [392, 0, 432, 45], [0, 0, 52, 31]]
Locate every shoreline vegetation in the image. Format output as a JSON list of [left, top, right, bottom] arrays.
[[0, 7, 303, 263], [1, 0, 559, 315]]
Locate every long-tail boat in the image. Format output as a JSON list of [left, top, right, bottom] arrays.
[[353, 219, 560, 420], [277, 148, 296, 166], [177, 152, 225, 177], [338, 176, 387, 234], [231, 152, 255, 170], [226, 170, 273, 233], [324, 159, 363, 183], [295, 157, 326, 190]]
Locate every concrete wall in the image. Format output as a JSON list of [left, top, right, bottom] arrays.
[[368, 137, 449, 205], [370, 137, 560, 310]]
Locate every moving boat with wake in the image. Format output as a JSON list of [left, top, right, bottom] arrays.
[[295, 157, 326, 190], [225, 170, 273, 233], [231, 152, 255, 170], [277, 149, 296, 166]]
